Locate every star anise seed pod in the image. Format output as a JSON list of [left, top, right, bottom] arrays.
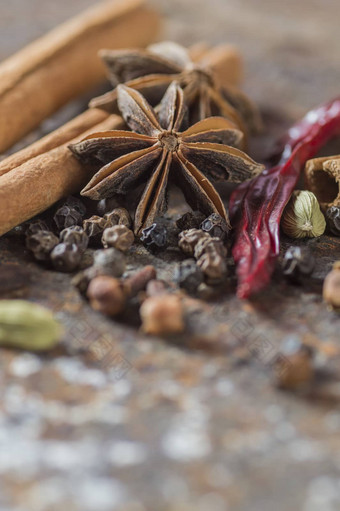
[[70, 82, 263, 235], [89, 41, 261, 135]]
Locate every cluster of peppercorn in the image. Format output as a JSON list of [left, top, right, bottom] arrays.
[[176, 212, 229, 294], [24, 197, 232, 335]]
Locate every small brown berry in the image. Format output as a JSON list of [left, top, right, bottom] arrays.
[[140, 295, 184, 335], [104, 208, 132, 228], [102, 225, 134, 251], [87, 276, 126, 316], [178, 229, 210, 256], [323, 262, 340, 310], [83, 216, 107, 246], [26, 231, 59, 261]]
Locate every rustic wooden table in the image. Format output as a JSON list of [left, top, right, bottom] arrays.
[[1, 1, 340, 510]]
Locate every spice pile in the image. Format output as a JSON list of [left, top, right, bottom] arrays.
[[1, 32, 340, 351], [5, 39, 338, 342]]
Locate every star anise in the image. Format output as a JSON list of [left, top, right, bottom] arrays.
[[70, 82, 263, 235], [89, 41, 261, 135]]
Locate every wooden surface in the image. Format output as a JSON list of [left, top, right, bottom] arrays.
[[1, 1, 340, 511]]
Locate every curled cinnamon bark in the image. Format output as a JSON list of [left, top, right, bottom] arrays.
[[0, 0, 160, 152]]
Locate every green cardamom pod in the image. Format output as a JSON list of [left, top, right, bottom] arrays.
[[281, 190, 326, 239], [0, 300, 62, 351]]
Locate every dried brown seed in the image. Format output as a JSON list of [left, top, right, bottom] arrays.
[[140, 294, 184, 335], [102, 225, 134, 251], [200, 213, 229, 242], [54, 205, 83, 232], [83, 215, 107, 246], [26, 231, 59, 261], [178, 228, 210, 256], [104, 207, 132, 228], [194, 236, 226, 260], [87, 276, 126, 316], [273, 339, 314, 390], [323, 262, 340, 310], [50, 243, 82, 273], [124, 265, 157, 296], [60, 225, 89, 251]]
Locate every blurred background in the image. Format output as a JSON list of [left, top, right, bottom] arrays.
[[1, 0, 340, 118]]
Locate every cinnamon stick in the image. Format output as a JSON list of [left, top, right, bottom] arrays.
[[0, 115, 124, 236], [0, 0, 160, 153], [0, 109, 108, 177], [0, 45, 242, 236]]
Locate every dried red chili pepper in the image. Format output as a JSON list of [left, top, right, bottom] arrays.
[[230, 97, 340, 299]]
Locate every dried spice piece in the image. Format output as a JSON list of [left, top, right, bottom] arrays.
[[103, 207, 132, 228], [124, 265, 157, 296], [50, 243, 82, 273], [93, 248, 126, 278], [281, 190, 326, 239], [54, 205, 83, 231], [195, 237, 228, 283], [63, 195, 87, 217], [281, 246, 315, 283], [304, 155, 340, 211], [0, 300, 61, 351], [140, 223, 168, 252], [71, 82, 263, 234], [90, 41, 261, 134], [326, 206, 340, 236], [174, 259, 204, 294], [176, 211, 205, 231], [102, 225, 134, 251], [26, 231, 59, 261], [140, 294, 185, 335], [60, 226, 89, 251], [87, 276, 126, 316], [273, 339, 314, 390], [200, 213, 229, 242], [178, 228, 210, 256], [87, 265, 157, 316], [25, 220, 49, 238], [83, 215, 107, 246], [323, 261, 340, 311], [230, 97, 340, 298]]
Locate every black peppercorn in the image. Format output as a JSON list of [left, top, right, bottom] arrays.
[[63, 196, 87, 217], [93, 248, 126, 278], [173, 259, 204, 294], [178, 228, 210, 256], [282, 246, 315, 282], [140, 223, 168, 252], [25, 220, 49, 238], [60, 226, 88, 251], [26, 231, 59, 261], [83, 215, 107, 246], [326, 206, 340, 236], [51, 243, 82, 272], [200, 213, 229, 242], [54, 205, 83, 232], [176, 211, 205, 231]]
